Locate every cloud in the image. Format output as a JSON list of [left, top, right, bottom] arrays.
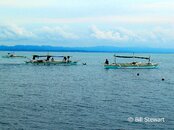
[[0, 24, 35, 40], [39, 26, 79, 39], [91, 26, 136, 41], [90, 25, 174, 47], [141, 27, 174, 43], [0, 25, 79, 45], [1, 24, 174, 47]]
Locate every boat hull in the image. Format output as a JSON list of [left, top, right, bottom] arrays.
[[104, 63, 158, 69], [25, 61, 78, 66], [2, 56, 26, 58]]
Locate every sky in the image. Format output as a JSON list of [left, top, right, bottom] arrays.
[[0, 0, 174, 48]]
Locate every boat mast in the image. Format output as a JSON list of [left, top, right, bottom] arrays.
[[114, 54, 116, 64], [133, 52, 135, 62], [148, 56, 151, 63]]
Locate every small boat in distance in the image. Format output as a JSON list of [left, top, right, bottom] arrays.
[[25, 55, 78, 65], [104, 54, 158, 69], [2, 53, 26, 58]]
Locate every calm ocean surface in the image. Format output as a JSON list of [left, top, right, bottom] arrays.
[[0, 51, 174, 130]]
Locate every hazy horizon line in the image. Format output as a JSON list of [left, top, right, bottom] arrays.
[[0, 45, 174, 53]]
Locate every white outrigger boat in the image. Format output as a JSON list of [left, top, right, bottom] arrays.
[[2, 53, 26, 58], [104, 55, 158, 69], [25, 55, 78, 65]]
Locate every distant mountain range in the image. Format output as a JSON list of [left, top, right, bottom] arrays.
[[0, 45, 174, 53]]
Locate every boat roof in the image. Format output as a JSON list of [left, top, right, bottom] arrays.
[[32, 55, 71, 58], [113, 55, 150, 60]]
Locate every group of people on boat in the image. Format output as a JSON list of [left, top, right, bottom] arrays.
[[63, 56, 71, 62], [31, 55, 72, 63], [31, 55, 52, 63]]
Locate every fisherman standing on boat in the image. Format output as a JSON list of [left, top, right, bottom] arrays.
[[105, 59, 109, 65], [32, 55, 37, 60], [51, 57, 54, 61], [63, 56, 67, 62], [67, 56, 70, 62], [46, 56, 51, 61], [8, 53, 14, 57]]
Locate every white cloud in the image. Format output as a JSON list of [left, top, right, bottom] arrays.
[[40, 26, 79, 39], [141, 27, 174, 43], [1, 24, 174, 47], [0, 24, 35, 39], [0, 25, 79, 44], [90, 25, 174, 46], [91, 26, 136, 41]]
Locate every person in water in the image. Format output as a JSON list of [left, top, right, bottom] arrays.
[[105, 59, 109, 65]]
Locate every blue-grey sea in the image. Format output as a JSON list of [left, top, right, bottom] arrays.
[[0, 51, 174, 130]]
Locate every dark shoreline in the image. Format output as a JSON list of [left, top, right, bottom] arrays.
[[1, 45, 174, 54]]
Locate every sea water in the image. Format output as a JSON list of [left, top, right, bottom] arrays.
[[0, 51, 174, 130]]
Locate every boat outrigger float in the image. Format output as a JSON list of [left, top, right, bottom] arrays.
[[104, 54, 158, 69], [25, 55, 78, 65]]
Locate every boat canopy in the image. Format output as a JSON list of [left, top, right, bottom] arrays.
[[32, 55, 72, 60], [32, 55, 65, 58], [113, 55, 150, 60]]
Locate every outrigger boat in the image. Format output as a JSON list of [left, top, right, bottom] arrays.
[[104, 54, 158, 69], [2, 53, 26, 58], [25, 55, 78, 65]]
